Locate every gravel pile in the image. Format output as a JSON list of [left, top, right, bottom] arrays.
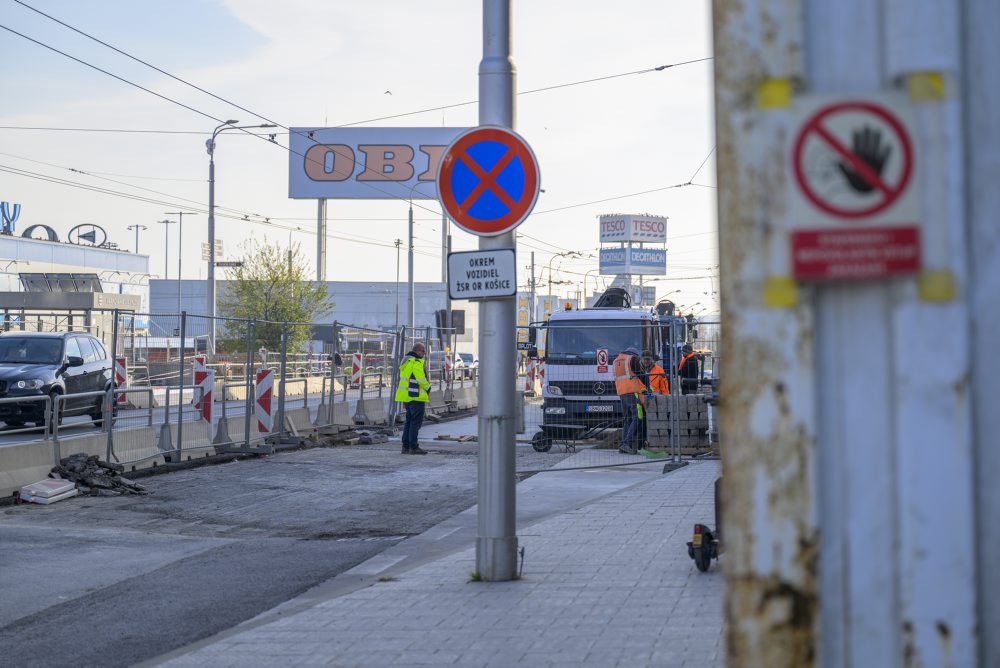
[[51, 453, 150, 497]]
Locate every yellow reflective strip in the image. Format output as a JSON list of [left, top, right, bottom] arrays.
[[756, 78, 792, 109], [907, 72, 945, 103], [917, 270, 956, 302], [763, 276, 798, 308]]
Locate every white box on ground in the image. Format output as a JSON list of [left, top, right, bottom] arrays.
[[448, 249, 516, 300], [20, 479, 78, 504]]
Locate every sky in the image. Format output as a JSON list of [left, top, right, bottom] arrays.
[[0, 0, 718, 316]]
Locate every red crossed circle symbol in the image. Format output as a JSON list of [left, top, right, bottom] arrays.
[[793, 101, 914, 219], [438, 127, 540, 236]]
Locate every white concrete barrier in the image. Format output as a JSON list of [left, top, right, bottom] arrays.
[[0, 441, 56, 498], [159, 421, 216, 461], [284, 407, 314, 436]]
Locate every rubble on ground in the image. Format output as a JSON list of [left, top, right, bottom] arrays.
[[356, 431, 388, 445], [50, 453, 150, 497]]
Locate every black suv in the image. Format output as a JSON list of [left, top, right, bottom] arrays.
[[0, 332, 114, 428]]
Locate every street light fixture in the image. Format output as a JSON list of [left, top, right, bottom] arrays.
[[127, 224, 147, 254], [547, 251, 582, 305], [156, 219, 176, 280], [206, 120, 278, 354]]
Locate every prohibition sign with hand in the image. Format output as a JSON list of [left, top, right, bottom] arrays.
[[437, 127, 540, 236], [793, 101, 913, 219]]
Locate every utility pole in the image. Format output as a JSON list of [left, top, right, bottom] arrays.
[[715, 0, 991, 665], [529, 251, 536, 316], [164, 211, 198, 315]]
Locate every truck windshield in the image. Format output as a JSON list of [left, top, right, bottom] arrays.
[[0, 337, 64, 364], [545, 320, 648, 361]]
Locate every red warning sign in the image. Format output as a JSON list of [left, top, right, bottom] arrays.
[[596, 348, 608, 374], [789, 95, 922, 281]]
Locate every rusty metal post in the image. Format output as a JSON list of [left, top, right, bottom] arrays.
[[712, 2, 817, 665], [717, 0, 983, 665]]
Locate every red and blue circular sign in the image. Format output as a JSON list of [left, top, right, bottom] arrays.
[[437, 126, 540, 237]]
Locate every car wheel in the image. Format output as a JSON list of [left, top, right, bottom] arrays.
[[531, 431, 553, 453], [4, 419, 25, 428]]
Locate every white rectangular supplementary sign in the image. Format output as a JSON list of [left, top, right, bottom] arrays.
[[448, 249, 517, 301]]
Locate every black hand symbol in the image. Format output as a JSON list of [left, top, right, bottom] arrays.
[[837, 125, 891, 193]]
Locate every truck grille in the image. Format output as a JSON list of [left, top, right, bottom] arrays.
[[550, 380, 615, 397]]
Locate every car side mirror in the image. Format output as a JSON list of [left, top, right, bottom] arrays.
[[66, 356, 84, 367]]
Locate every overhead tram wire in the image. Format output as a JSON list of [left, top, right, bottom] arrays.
[[0, 163, 438, 258], [4, 11, 719, 247], [6, 4, 714, 215]]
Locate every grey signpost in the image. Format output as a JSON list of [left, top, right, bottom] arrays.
[[435, 0, 539, 581]]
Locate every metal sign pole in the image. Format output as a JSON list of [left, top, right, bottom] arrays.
[[476, 0, 518, 582]]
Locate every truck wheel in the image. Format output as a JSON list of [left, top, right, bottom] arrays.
[[531, 431, 552, 453]]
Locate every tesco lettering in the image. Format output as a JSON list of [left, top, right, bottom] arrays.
[[598, 214, 668, 243]]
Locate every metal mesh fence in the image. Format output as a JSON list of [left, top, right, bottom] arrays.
[[1, 305, 719, 477], [515, 317, 721, 472]]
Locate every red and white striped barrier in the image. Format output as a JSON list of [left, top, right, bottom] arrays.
[[255, 368, 274, 434], [114, 357, 128, 405], [351, 353, 362, 387], [537, 360, 545, 386], [194, 366, 215, 423], [524, 358, 536, 393], [444, 353, 453, 383]]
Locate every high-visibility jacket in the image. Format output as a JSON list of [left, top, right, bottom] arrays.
[[678, 352, 699, 378], [646, 363, 670, 395], [395, 353, 432, 403], [613, 353, 645, 395]]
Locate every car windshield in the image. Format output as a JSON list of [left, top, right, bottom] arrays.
[[0, 337, 63, 364], [545, 319, 648, 361], [459, 354, 474, 364]]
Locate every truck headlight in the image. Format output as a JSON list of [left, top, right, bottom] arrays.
[[547, 385, 562, 396], [15, 379, 44, 390], [545, 407, 566, 414]]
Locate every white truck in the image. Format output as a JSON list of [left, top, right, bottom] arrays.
[[528, 288, 692, 452]]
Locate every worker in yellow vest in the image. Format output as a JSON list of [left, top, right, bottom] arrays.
[[614, 346, 645, 454], [396, 342, 432, 454]]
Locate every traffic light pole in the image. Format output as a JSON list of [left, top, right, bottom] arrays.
[[476, 0, 518, 582]]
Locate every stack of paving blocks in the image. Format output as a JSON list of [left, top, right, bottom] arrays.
[[645, 393, 710, 450]]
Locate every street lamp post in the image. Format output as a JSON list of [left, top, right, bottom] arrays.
[[394, 238, 402, 332], [406, 182, 434, 333], [127, 224, 147, 255], [156, 219, 176, 280], [164, 211, 198, 315], [206, 120, 277, 354], [546, 251, 582, 309]]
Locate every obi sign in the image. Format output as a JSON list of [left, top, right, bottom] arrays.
[[598, 214, 668, 243], [288, 127, 466, 199], [788, 94, 922, 280]]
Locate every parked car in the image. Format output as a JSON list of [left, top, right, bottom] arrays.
[[457, 352, 479, 371], [0, 332, 114, 428]]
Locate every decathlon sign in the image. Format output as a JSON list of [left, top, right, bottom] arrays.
[[288, 127, 467, 200], [599, 247, 667, 275], [598, 214, 668, 243]]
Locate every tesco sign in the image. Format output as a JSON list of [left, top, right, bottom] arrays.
[[598, 214, 668, 243]]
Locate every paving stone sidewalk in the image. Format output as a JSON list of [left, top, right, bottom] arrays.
[[156, 459, 724, 667]]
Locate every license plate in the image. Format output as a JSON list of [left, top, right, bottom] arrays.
[[692, 534, 702, 546], [585, 405, 614, 413]]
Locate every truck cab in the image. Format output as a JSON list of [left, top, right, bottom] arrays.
[[529, 288, 690, 451]]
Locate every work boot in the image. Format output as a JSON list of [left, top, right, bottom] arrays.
[[410, 447, 428, 455], [401, 447, 410, 454]]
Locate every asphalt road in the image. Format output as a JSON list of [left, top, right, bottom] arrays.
[[0, 437, 569, 667]]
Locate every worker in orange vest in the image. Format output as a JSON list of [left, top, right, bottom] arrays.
[[638, 352, 669, 449], [614, 346, 645, 454], [678, 343, 702, 395]]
